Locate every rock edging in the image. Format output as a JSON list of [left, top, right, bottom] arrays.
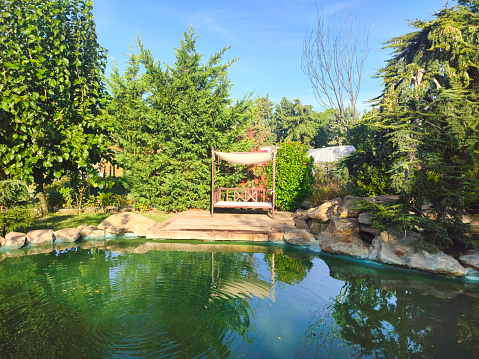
[[288, 196, 476, 278]]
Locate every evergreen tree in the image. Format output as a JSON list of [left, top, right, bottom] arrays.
[[272, 97, 328, 147], [246, 94, 275, 148], [358, 2, 479, 249], [108, 28, 251, 211]]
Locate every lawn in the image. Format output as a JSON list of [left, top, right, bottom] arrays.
[[22, 211, 173, 232]]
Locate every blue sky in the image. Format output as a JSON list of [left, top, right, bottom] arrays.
[[91, 0, 455, 112]]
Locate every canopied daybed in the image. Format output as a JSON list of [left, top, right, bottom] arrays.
[[211, 148, 276, 219]]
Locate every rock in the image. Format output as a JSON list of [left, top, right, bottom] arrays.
[[57, 208, 76, 215], [80, 225, 110, 239], [462, 214, 474, 224], [370, 231, 466, 277], [308, 198, 342, 222], [369, 195, 400, 204], [309, 220, 323, 235], [26, 229, 55, 246], [97, 212, 158, 237], [328, 217, 358, 233], [293, 207, 315, 220], [55, 228, 82, 242], [83, 207, 98, 214], [4, 232, 27, 249], [0, 236, 5, 247], [284, 229, 315, 245], [338, 199, 361, 218], [293, 209, 306, 219], [459, 251, 479, 271], [294, 218, 310, 230], [358, 213, 373, 225], [316, 232, 370, 259]]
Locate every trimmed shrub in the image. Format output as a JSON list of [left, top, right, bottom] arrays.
[[268, 141, 313, 211]]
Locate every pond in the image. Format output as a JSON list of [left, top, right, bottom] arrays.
[[0, 239, 478, 358]]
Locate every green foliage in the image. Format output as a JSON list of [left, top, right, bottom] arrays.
[[0, 179, 31, 208], [344, 3, 479, 249], [245, 94, 276, 148], [59, 187, 74, 208], [355, 201, 418, 234], [352, 164, 390, 197], [0, 0, 110, 191], [264, 253, 313, 285], [107, 28, 251, 211], [0, 180, 33, 236], [268, 142, 313, 211], [355, 200, 475, 251], [310, 164, 351, 205], [271, 97, 329, 148]]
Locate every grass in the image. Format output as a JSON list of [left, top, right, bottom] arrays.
[[21, 210, 173, 232]]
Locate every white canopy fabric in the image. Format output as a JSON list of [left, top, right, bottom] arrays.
[[307, 146, 355, 163], [215, 151, 272, 165]]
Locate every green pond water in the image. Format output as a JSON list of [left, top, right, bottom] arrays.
[[0, 239, 478, 358]]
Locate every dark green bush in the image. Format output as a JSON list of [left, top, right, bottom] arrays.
[[0, 180, 33, 237], [268, 141, 313, 211]]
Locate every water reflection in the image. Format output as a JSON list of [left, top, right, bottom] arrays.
[[300, 256, 479, 358], [0, 240, 478, 358]]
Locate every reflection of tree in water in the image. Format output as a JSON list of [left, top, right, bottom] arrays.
[[298, 259, 479, 358], [0, 247, 261, 358], [264, 252, 313, 285]]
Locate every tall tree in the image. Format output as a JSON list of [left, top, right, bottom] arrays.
[[361, 2, 479, 249], [272, 97, 328, 148], [246, 94, 275, 148], [0, 0, 109, 197], [108, 28, 251, 211], [302, 6, 373, 147]]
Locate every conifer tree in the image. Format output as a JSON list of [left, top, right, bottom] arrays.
[[363, 2, 479, 249], [108, 28, 251, 211]]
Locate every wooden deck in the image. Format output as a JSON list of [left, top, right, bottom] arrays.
[[145, 209, 296, 242]]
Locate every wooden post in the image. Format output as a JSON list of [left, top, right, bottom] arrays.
[[211, 147, 215, 217], [272, 148, 276, 220]]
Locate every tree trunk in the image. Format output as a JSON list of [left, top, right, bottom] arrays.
[[33, 168, 49, 216]]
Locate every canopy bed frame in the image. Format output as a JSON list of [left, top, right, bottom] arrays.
[[211, 147, 276, 219]]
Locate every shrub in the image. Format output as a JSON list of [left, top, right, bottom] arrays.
[[268, 141, 313, 211], [0, 180, 34, 236], [310, 163, 351, 205]]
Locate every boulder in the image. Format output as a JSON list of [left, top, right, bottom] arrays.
[[459, 251, 479, 271], [79, 225, 110, 239], [308, 220, 323, 235], [316, 232, 370, 259], [97, 212, 158, 237], [338, 197, 361, 218], [294, 218, 310, 230], [370, 231, 466, 277], [308, 198, 342, 222], [293, 207, 315, 220], [284, 229, 315, 246], [0, 236, 5, 247], [4, 232, 27, 249], [358, 213, 373, 225], [328, 217, 358, 233], [55, 228, 82, 242], [26, 229, 55, 246]]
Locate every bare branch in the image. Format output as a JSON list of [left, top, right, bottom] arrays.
[[302, 5, 374, 146]]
